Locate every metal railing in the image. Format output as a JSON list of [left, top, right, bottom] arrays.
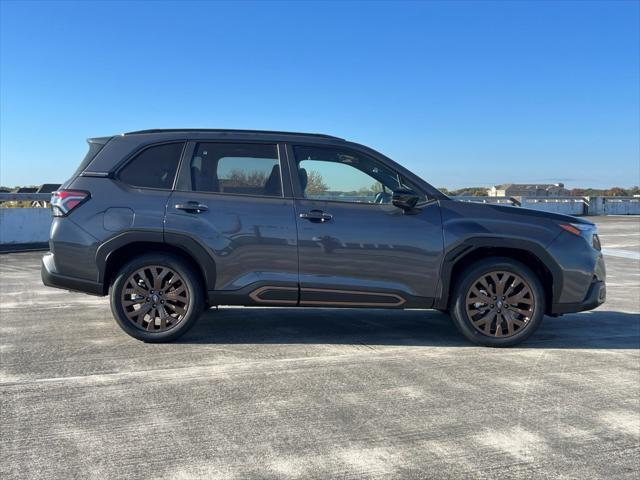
[[0, 193, 53, 203]]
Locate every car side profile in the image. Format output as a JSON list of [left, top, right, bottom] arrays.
[[42, 129, 606, 346]]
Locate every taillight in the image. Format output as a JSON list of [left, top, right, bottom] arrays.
[[51, 190, 90, 217]]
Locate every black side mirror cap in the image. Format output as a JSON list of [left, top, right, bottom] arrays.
[[392, 189, 420, 212]]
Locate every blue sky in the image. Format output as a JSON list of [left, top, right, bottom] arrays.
[[1, 0, 638, 189]]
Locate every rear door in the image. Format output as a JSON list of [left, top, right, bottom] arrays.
[[165, 141, 299, 304], [287, 143, 443, 307]]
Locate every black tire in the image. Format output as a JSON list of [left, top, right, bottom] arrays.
[[109, 253, 204, 342], [450, 257, 545, 347]]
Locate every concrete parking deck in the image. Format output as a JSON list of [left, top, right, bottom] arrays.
[[1, 217, 638, 479]]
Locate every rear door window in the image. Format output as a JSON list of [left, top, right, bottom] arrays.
[[119, 142, 184, 189], [189, 143, 282, 197]]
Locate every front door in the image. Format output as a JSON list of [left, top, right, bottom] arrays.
[[165, 141, 299, 305], [289, 144, 443, 308]]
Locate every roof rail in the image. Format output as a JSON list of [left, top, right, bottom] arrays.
[[123, 128, 344, 140]]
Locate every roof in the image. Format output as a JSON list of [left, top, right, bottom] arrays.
[[122, 128, 345, 141], [37, 184, 62, 193], [493, 183, 565, 190]]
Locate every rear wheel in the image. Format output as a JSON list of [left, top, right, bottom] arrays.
[[450, 258, 545, 347], [110, 253, 204, 342]]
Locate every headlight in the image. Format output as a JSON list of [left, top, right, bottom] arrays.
[[559, 223, 601, 250]]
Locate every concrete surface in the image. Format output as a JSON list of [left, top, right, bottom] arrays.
[[1, 217, 638, 479]]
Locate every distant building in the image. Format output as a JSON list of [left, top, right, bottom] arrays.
[[487, 183, 568, 197]]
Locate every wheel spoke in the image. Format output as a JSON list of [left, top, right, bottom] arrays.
[[146, 311, 158, 331], [165, 286, 186, 301], [165, 302, 186, 316], [509, 288, 531, 302], [470, 287, 492, 304], [465, 270, 534, 339], [120, 265, 189, 333], [477, 277, 492, 295], [503, 275, 518, 297], [510, 306, 533, 318], [153, 268, 171, 291], [130, 303, 153, 324], [491, 273, 506, 297], [132, 269, 150, 290], [495, 314, 503, 337], [472, 310, 496, 334], [158, 305, 170, 329], [504, 311, 515, 336], [484, 311, 496, 334], [125, 284, 148, 297], [123, 298, 146, 307]]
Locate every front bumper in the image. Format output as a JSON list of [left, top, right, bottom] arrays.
[[550, 280, 606, 315], [41, 252, 104, 296]]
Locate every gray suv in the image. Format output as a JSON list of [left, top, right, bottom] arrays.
[[42, 129, 606, 346]]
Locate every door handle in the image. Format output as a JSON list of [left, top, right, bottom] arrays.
[[175, 201, 208, 213], [299, 210, 332, 223]]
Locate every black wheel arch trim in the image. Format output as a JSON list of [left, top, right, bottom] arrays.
[[434, 236, 563, 310], [95, 230, 217, 293], [164, 231, 217, 290]]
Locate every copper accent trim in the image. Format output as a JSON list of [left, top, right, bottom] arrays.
[[300, 288, 406, 307], [248, 286, 298, 305], [248, 285, 407, 307]]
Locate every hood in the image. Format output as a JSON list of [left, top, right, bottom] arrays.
[[481, 203, 594, 225]]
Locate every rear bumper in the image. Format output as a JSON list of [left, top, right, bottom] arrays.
[[550, 280, 606, 315], [41, 252, 104, 296]]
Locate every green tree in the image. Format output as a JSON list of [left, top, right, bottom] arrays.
[[605, 187, 627, 197], [356, 181, 383, 196], [225, 169, 269, 187], [305, 171, 329, 195]]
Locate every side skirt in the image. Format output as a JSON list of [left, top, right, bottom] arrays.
[[208, 284, 434, 309]]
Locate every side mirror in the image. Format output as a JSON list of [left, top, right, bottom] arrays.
[[392, 189, 420, 212]]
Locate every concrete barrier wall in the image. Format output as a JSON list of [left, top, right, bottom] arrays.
[[520, 198, 586, 215], [0, 208, 52, 244], [602, 198, 640, 215], [585, 197, 640, 215], [0, 195, 638, 246]]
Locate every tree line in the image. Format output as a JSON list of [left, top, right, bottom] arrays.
[[438, 186, 640, 197]]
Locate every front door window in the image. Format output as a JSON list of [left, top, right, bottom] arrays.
[[293, 145, 422, 204]]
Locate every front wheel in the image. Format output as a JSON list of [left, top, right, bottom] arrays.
[[110, 253, 204, 342], [450, 258, 545, 347]]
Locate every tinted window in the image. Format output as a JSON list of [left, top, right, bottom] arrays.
[[72, 140, 106, 178], [294, 145, 422, 204], [190, 143, 281, 197], [119, 143, 184, 189]]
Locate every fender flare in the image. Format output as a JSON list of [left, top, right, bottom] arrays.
[[96, 230, 216, 290], [434, 236, 563, 309]]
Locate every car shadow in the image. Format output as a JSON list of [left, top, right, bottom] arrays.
[[179, 308, 640, 350]]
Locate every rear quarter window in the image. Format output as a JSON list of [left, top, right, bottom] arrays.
[[119, 142, 184, 189], [71, 140, 107, 178]]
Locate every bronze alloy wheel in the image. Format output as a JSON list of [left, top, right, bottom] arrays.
[[121, 265, 190, 332], [465, 271, 535, 338]]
